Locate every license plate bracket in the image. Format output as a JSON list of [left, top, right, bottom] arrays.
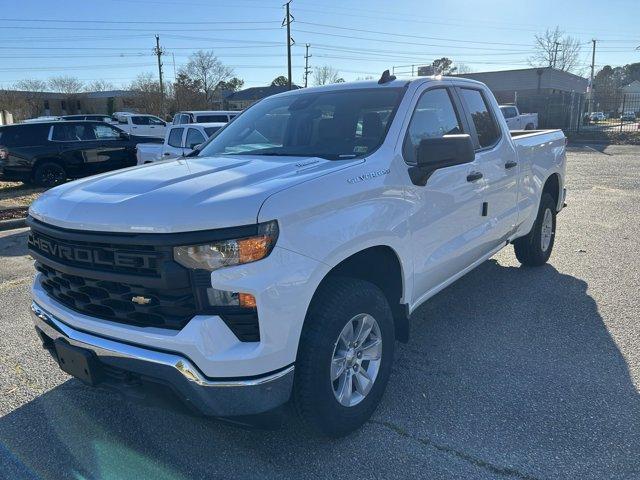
[[54, 340, 102, 385]]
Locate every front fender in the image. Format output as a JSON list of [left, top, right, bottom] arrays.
[[258, 160, 413, 303]]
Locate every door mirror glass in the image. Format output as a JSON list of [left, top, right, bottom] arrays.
[[410, 134, 475, 186]]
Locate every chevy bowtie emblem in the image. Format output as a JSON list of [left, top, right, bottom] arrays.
[[131, 296, 151, 305]]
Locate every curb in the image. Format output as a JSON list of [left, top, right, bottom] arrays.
[[0, 217, 27, 232]]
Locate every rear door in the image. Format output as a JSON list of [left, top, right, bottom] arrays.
[[457, 87, 519, 246], [404, 85, 488, 302]]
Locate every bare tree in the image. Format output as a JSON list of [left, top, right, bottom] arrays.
[[182, 50, 234, 106], [86, 79, 115, 92], [6, 79, 49, 120], [431, 57, 457, 75], [48, 76, 84, 94], [313, 66, 345, 86], [129, 73, 164, 115], [529, 27, 582, 72], [455, 64, 473, 74], [15, 78, 48, 92]]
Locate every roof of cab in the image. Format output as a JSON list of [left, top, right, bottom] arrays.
[[267, 75, 487, 100]]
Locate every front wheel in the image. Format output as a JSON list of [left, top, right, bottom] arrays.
[[513, 192, 557, 266], [293, 277, 395, 437]]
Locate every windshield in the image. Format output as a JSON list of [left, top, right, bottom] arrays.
[[198, 87, 404, 160]]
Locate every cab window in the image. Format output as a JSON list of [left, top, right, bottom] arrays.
[[186, 128, 205, 149], [402, 88, 463, 164], [168, 128, 184, 148], [460, 88, 500, 149]]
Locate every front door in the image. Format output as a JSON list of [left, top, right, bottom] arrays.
[[404, 87, 487, 304]]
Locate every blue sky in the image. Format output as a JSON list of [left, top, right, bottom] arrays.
[[2, 0, 639, 90]]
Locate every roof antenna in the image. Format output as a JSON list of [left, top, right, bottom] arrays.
[[378, 69, 396, 84]]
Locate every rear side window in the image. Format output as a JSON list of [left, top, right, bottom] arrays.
[[403, 88, 463, 164], [204, 126, 221, 136], [131, 116, 150, 125], [0, 124, 49, 147], [52, 123, 97, 141], [168, 128, 184, 148], [500, 106, 517, 119], [196, 115, 228, 123], [460, 89, 500, 149]]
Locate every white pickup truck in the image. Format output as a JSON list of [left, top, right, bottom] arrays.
[[28, 74, 566, 437], [114, 113, 168, 138], [499, 105, 538, 130], [136, 122, 226, 164]]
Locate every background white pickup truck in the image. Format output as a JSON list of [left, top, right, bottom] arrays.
[[499, 105, 538, 130], [114, 113, 168, 138], [136, 122, 225, 164], [28, 75, 566, 438]]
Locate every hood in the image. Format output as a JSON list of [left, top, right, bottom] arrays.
[[29, 155, 360, 233]]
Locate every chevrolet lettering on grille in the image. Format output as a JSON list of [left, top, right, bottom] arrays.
[[28, 233, 157, 270]]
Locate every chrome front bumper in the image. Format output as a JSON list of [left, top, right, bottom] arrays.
[[31, 301, 294, 416]]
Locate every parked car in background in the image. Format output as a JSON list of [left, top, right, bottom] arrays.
[[172, 110, 239, 124], [62, 114, 115, 123], [27, 76, 567, 437], [499, 105, 538, 130], [114, 114, 167, 138], [136, 122, 225, 164], [620, 111, 636, 121], [0, 121, 161, 187], [589, 112, 606, 122]]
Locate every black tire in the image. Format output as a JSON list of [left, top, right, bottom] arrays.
[[513, 192, 557, 266], [525, 123, 535, 130], [293, 277, 395, 437], [34, 162, 66, 187]]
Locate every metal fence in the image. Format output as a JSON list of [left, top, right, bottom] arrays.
[[515, 92, 640, 135]]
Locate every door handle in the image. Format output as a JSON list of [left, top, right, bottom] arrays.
[[466, 171, 483, 182], [163, 152, 171, 156], [505, 161, 518, 169]]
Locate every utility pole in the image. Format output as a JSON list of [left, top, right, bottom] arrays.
[[283, 1, 294, 90], [171, 52, 179, 111], [588, 39, 597, 114], [552, 41, 560, 68], [154, 35, 165, 117], [303, 43, 311, 88]]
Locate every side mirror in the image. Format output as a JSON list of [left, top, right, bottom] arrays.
[[119, 131, 129, 140], [190, 143, 202, 151], [409, 134, 475, 186]]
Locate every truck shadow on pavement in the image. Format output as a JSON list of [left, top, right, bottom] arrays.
[[1, 259, 638, 479]]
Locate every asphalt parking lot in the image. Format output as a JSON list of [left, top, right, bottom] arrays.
[[1, 144, 639, 480]]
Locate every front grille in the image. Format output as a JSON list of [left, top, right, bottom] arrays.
[[36, 262, 196, 329], [28, 230, 163, 277]]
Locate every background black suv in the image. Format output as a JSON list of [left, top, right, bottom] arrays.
[[0, 121, 162, 187]]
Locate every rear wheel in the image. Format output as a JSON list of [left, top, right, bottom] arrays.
[[34, 162, 66, 187], [293, 277, 395, 437], [524, 123, 535, 130], [513, 192, 556, 266]]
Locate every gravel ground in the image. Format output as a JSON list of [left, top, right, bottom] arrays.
[[0, 181, 44, 211], [0, 145, 639, 480]]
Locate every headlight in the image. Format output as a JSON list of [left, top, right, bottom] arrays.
[[173, 220, 278, 271]]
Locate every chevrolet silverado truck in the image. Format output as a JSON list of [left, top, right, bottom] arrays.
[[499, 105, 538, 130], [28, 73, 566, 437], [136, 122, 226, 165]]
